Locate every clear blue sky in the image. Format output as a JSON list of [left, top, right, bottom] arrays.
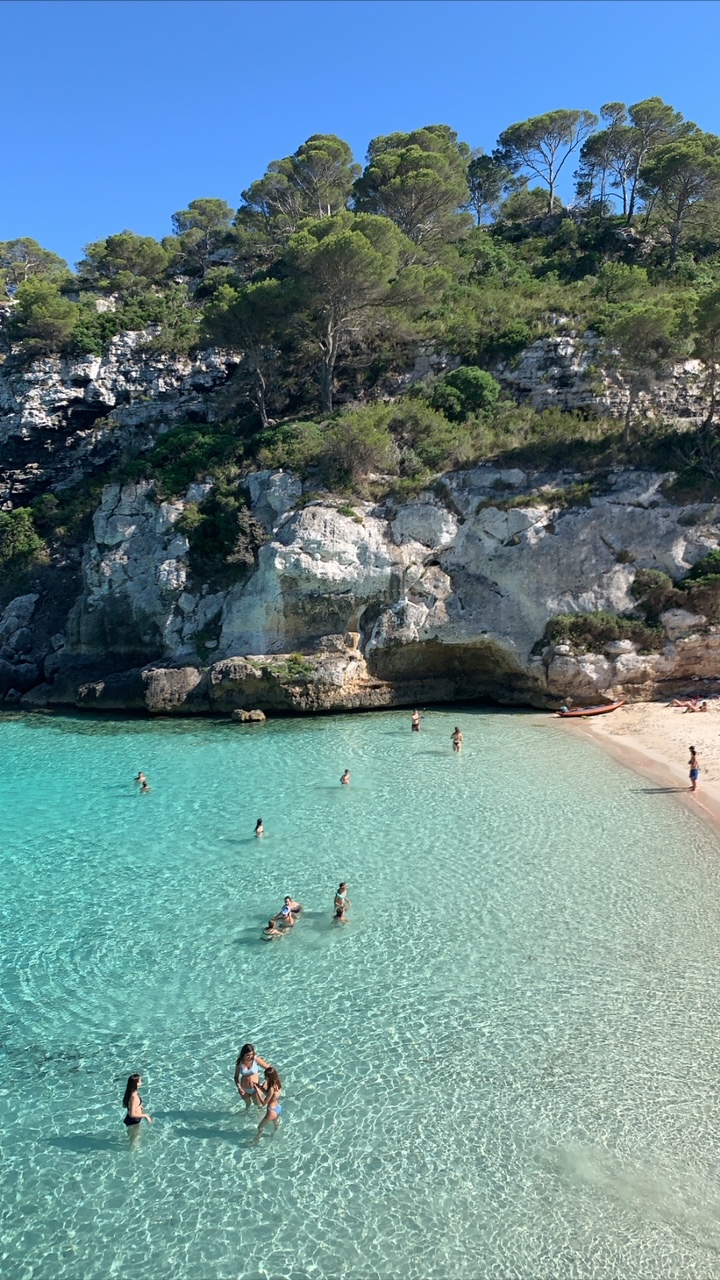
[[3, 0, 720, 268]]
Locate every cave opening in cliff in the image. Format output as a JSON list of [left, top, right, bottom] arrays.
[[65, 399, 115, 429], [366, 638, 541, 706]]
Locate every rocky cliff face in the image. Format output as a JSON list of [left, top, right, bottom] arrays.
[[0, 333, 237, 504], [2, 332, 719, 716], [7, 464, 717, 716], [495, 334, 706, 423]]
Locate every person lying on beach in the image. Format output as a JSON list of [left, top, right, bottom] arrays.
[[340, 769, 351, 785], [262, 919, 284, 939], [684, 701, 708, 712], [334, 882, 351, 913], [689, 746, 701, 792], [411, 710, 421, 732], [235, 1043, 271, 1106], [254, 1066, 282, 1135], [671, 698, 703, 709]]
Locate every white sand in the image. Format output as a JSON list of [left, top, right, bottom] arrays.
[[553, 699, 720, 833]]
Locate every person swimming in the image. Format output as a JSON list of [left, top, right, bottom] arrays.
[[254, 1065, 282, 1134], [262, 919, 284, 939], [411, 710, 421, 732], [340, 769, 351, 785], [254, 818, 264, 837], [122, 1073, 152, 1129], [139, 779, 151, 794], [234, 1043, 271, 1107], [134, 772, 147, 785]]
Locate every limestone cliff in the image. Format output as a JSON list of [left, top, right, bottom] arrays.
[[2, 333, 720, 716], [5, 464, 717, 715], [0, 333, 238, 504]]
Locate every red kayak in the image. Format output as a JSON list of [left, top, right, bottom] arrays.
[[556, 701, 625, 718]]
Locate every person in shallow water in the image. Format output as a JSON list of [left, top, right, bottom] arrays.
[[411, 710, 421, 732], [451, 726, 463, 753], [254, 818, 264, 837], [689, 745, 701, 792], [333, 905, 348, 925], [234, 1043, 271, 1106], [123, 1073, 152, 1129], [334, 882, 351, 913], [262, 918, 284, 939], [275, 896, 301, 926], [340, 769, 351, 785], [254, 1065, 282, 1134]]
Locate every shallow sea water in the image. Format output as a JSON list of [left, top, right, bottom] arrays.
[[3, 706, 720, 1279]]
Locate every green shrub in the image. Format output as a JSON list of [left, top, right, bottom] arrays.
[[7, 280, 77, 354], [544, 610, 664, 653], [630, 568, 678, 621], [127, 423, 245, 498], [0, 507, 46, 572], [255, 421, 325, 474], [175, 481, 264, 580], [429, 366, 501, 422]]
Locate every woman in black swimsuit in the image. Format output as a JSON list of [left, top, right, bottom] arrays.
[[123, 1074, 152, 1131]]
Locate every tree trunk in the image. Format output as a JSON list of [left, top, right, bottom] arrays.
[[319, 320, 339, 413], [623, 390, 636, 449], [547, 175, 555, 214], [668, 211, 683, 270], [702, 337, 718, 431], [253, 364, 269, 431]]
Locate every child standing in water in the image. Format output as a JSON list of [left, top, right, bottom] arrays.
[[255, 1065, 282, 1135]]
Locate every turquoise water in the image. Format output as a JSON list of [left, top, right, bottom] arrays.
[[3, 708, 720, 1279]]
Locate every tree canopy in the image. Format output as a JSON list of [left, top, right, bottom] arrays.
[[353, 125, 471, 244]]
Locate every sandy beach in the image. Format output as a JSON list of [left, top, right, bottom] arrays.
[[555, 699, 720, 833]]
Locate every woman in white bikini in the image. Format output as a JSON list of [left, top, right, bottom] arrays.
[[234, 1043, 271, 1108]]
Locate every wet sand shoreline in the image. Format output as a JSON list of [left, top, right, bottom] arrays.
[[552, 700, 720, 835]]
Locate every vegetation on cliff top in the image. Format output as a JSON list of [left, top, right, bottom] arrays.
[[3, 99, 720, 545]]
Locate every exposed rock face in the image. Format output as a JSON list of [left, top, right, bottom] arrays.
[[13, 463, 718, 715], [0, 333, 238, 503], [495, 334, 706, 423], [1, 333, 718, 716]]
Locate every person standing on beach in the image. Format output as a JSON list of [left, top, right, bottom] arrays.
[[451, 726, 463, 753], [689, 745, 700, 792]]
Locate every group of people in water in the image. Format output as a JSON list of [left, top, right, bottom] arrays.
[[121, 1049, 284, 1138], [261, 880, 351, 937], [124, 708, 461, 1138]]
